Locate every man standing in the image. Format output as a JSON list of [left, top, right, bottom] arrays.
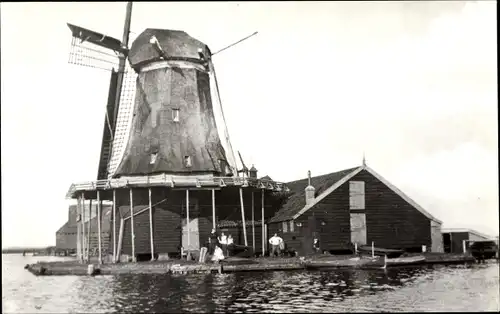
[[208, 229, 218, 255], [218, 232, 228, 256], [269, 233, 284, 257]]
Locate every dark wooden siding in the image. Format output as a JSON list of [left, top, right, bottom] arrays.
[[269, 169, 433, 253], [269, 181, 351, 253], [449, 232, 469, 253], [351, 170, 431, 249], [110, 187, 281, 257]]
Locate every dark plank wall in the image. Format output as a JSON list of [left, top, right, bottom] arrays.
[[110, 187, 278, 256], [268, 169, 433, 252], [352, 170, 431, 249]]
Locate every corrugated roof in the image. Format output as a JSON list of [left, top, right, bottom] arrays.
[[269, 167, 359, 223]]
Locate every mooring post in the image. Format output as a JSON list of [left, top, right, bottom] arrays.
[[87, 199, 92, 262], [186, 189, 191, 260], [97, 190, 102, 264], [251, 191, 255, 252], [112, 189, 117, 263], [212, 189, 216, 230], [129, 188, 136, 262], [149, 187, 154, 261], [261, 189, 265, 256], [239, 188, 248, 247], [371, 241, 375, 258], [82, 193, 86, 262]]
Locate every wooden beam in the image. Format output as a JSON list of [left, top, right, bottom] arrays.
[[77, 195, 82, 263], [149, 187, 154, 261], [240, 188, 248, 247], [116, 218, 124, 262], [186, 189, 190, 252], [251, 191, 255, 252], [87, 199, 92, 262], [212, 189, 216, 230], [82, 194, 86, 262], [112, 189, 117, 263], [261, 190, 265, 256], [130, 188, 136, 262], [97, 191, 102, 264]]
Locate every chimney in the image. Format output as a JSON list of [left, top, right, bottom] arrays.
[[249, 165, 258, 179], [305, 170, 315, 205]]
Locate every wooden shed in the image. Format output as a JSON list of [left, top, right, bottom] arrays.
[[55, 203, 112, 254], [441, 228, 493, 253], [268, 163, 444, 255]]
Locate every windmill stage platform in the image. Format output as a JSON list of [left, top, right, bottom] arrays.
[[25, 253, 477, 277]]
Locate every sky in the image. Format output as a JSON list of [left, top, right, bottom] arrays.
[[1, 1, 498, 248]]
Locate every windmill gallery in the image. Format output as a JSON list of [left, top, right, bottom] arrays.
[[28, 3, 491, 276]]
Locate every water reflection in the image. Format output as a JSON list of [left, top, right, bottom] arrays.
[[3, 255, 499, 313]]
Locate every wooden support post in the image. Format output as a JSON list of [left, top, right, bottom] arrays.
[[117, 218, 124, 262], [87, 199, 92, 262], [112, 190, 117, 263], [212, 189, 216, 230], [251, 191, 255, 252], [82, 194, 86, 262], [186, 189, 190, 255], [261, 190, 265, 256], [371, 241, 375, 258], [149, 187, 154, 261], [239, 188, 248, 247], [130, 188, 136, 262], [77, 195, 82, 263], [97, 190, 102, 264], [463, 240, 467, 253]]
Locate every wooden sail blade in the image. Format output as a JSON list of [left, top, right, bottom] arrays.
[[67, 23, 126, 54]]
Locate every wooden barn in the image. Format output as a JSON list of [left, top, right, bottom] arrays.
[[55, 203, 112, 256], [441, 228, 493, 253], [267, 162, 444, 255]]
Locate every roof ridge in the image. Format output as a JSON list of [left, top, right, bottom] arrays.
[[286, 166, 360, 184]]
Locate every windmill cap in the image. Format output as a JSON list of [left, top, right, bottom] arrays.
[[128, 29, 212, 70]]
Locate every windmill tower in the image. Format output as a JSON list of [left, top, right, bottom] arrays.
[[66, 2, 288, 264]]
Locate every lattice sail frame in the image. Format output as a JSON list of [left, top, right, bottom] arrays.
[[68, 35, 120, 71], [107, 63, 137, 178]]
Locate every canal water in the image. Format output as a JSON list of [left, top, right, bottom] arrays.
[[2, 254, 499, 313]]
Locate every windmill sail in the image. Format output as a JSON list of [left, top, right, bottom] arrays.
[[110, 29, 236, 178]]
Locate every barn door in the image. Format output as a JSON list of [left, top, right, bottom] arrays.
[[181, 197, 200, 251], [350, 213, 367, 245], [301, 216, 318, 255]]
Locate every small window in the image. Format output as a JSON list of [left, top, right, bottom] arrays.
[[283, 221, 288, 233], [184, 156, 192, 168], [172, 108, 180, 122], [290, 220, 295, 232], [150, 153, 158, 164]]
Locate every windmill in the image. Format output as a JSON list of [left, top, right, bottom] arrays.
[[66, 2, 259, 180], [65, 2, 287, 264]]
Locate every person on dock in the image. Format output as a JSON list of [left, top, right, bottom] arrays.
[[313, 238, 320, 253], [211, 245, 225, 263], [208, 229, 218, 255], [227, 234, 234, 257], [269, 233, 284, 257], [219, 232, 228, 256]]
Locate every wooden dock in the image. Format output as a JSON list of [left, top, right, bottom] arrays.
[[25, 253, 478, 277]]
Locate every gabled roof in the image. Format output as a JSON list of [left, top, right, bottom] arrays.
[[269, 165, 442, 224], [268, 167, 360, 223], [441, 228, 493, 240]]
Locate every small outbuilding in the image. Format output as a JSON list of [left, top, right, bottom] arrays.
[[441, 228, 493, 253]]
